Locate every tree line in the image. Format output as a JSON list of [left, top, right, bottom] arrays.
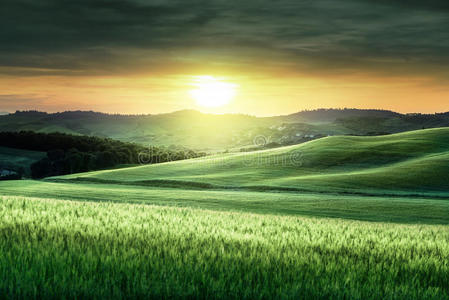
[[0, 131, 206, 179]]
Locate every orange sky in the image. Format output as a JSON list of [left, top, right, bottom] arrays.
[[1, 72, 448, 116]]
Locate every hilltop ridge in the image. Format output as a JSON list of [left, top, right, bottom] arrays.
[[2, 108, 449, 150]]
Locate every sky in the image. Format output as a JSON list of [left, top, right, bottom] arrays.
[[0, 0, 448, 116]]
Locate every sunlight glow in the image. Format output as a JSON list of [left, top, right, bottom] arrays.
[[189, 76, 237, 108]]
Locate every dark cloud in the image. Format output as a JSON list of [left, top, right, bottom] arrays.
[[1, 0, 448, 77], [367, 0, 449, 12]]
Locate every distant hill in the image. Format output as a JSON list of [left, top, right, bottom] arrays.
[[282, 108, 401, 123], [1, 109, 448, 150], [0, 110, 270, 149]]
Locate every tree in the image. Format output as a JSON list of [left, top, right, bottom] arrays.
[[31, 158, 53, 179]]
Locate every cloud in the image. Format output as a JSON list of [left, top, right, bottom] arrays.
[[0, 0, 448, 78]]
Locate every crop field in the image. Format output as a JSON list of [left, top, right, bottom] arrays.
[[1, 180, 449, 224], [0, 128, 448, 298], [1, 195, 449, 299]]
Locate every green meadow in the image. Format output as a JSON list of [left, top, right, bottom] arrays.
[[1, 196, 449, 299], [57, 128, 449, 196], [0, 128, 449, 298], [2, 180, 449, 224]]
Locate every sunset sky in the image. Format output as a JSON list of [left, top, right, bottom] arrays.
[[1, 0, 448, 116]]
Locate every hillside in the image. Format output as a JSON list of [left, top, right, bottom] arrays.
[[283, 108, 401, 123], [1, 109, 449, 150], [55, 128, 449, 196], [0, 147, 46, 177], [0, 131, 205, 179], [3, 123, 449, 300]]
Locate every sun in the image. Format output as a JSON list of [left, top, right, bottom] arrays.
[[189, 76, 236, 108]]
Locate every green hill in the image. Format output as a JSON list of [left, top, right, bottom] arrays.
[[55, 128, 449, 196], [0, 147, 46, 176], [2, 128, 448, 299], [2, 109, 449, 150]]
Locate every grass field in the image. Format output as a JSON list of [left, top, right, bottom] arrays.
[[1, 180, 449, 224], [1, 195, 448, 299], [0, 128, 448, 298], [56, 128, 449, 196]]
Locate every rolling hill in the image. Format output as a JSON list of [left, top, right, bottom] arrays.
[[0, 146, 46, 176], [54, 127, 449, 196], [283, 108, 401, 123], [1, 109, 449, 150], [1, 127, 448, 298]]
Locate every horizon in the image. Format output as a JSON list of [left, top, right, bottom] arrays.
[[2, 107, 449, 118]]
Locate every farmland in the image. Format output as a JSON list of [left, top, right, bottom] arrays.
[[0, 128, 448, 298], [1, 195, 448, 299]]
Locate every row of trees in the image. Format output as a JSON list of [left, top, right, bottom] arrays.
[[0, 131, 206, 179]]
